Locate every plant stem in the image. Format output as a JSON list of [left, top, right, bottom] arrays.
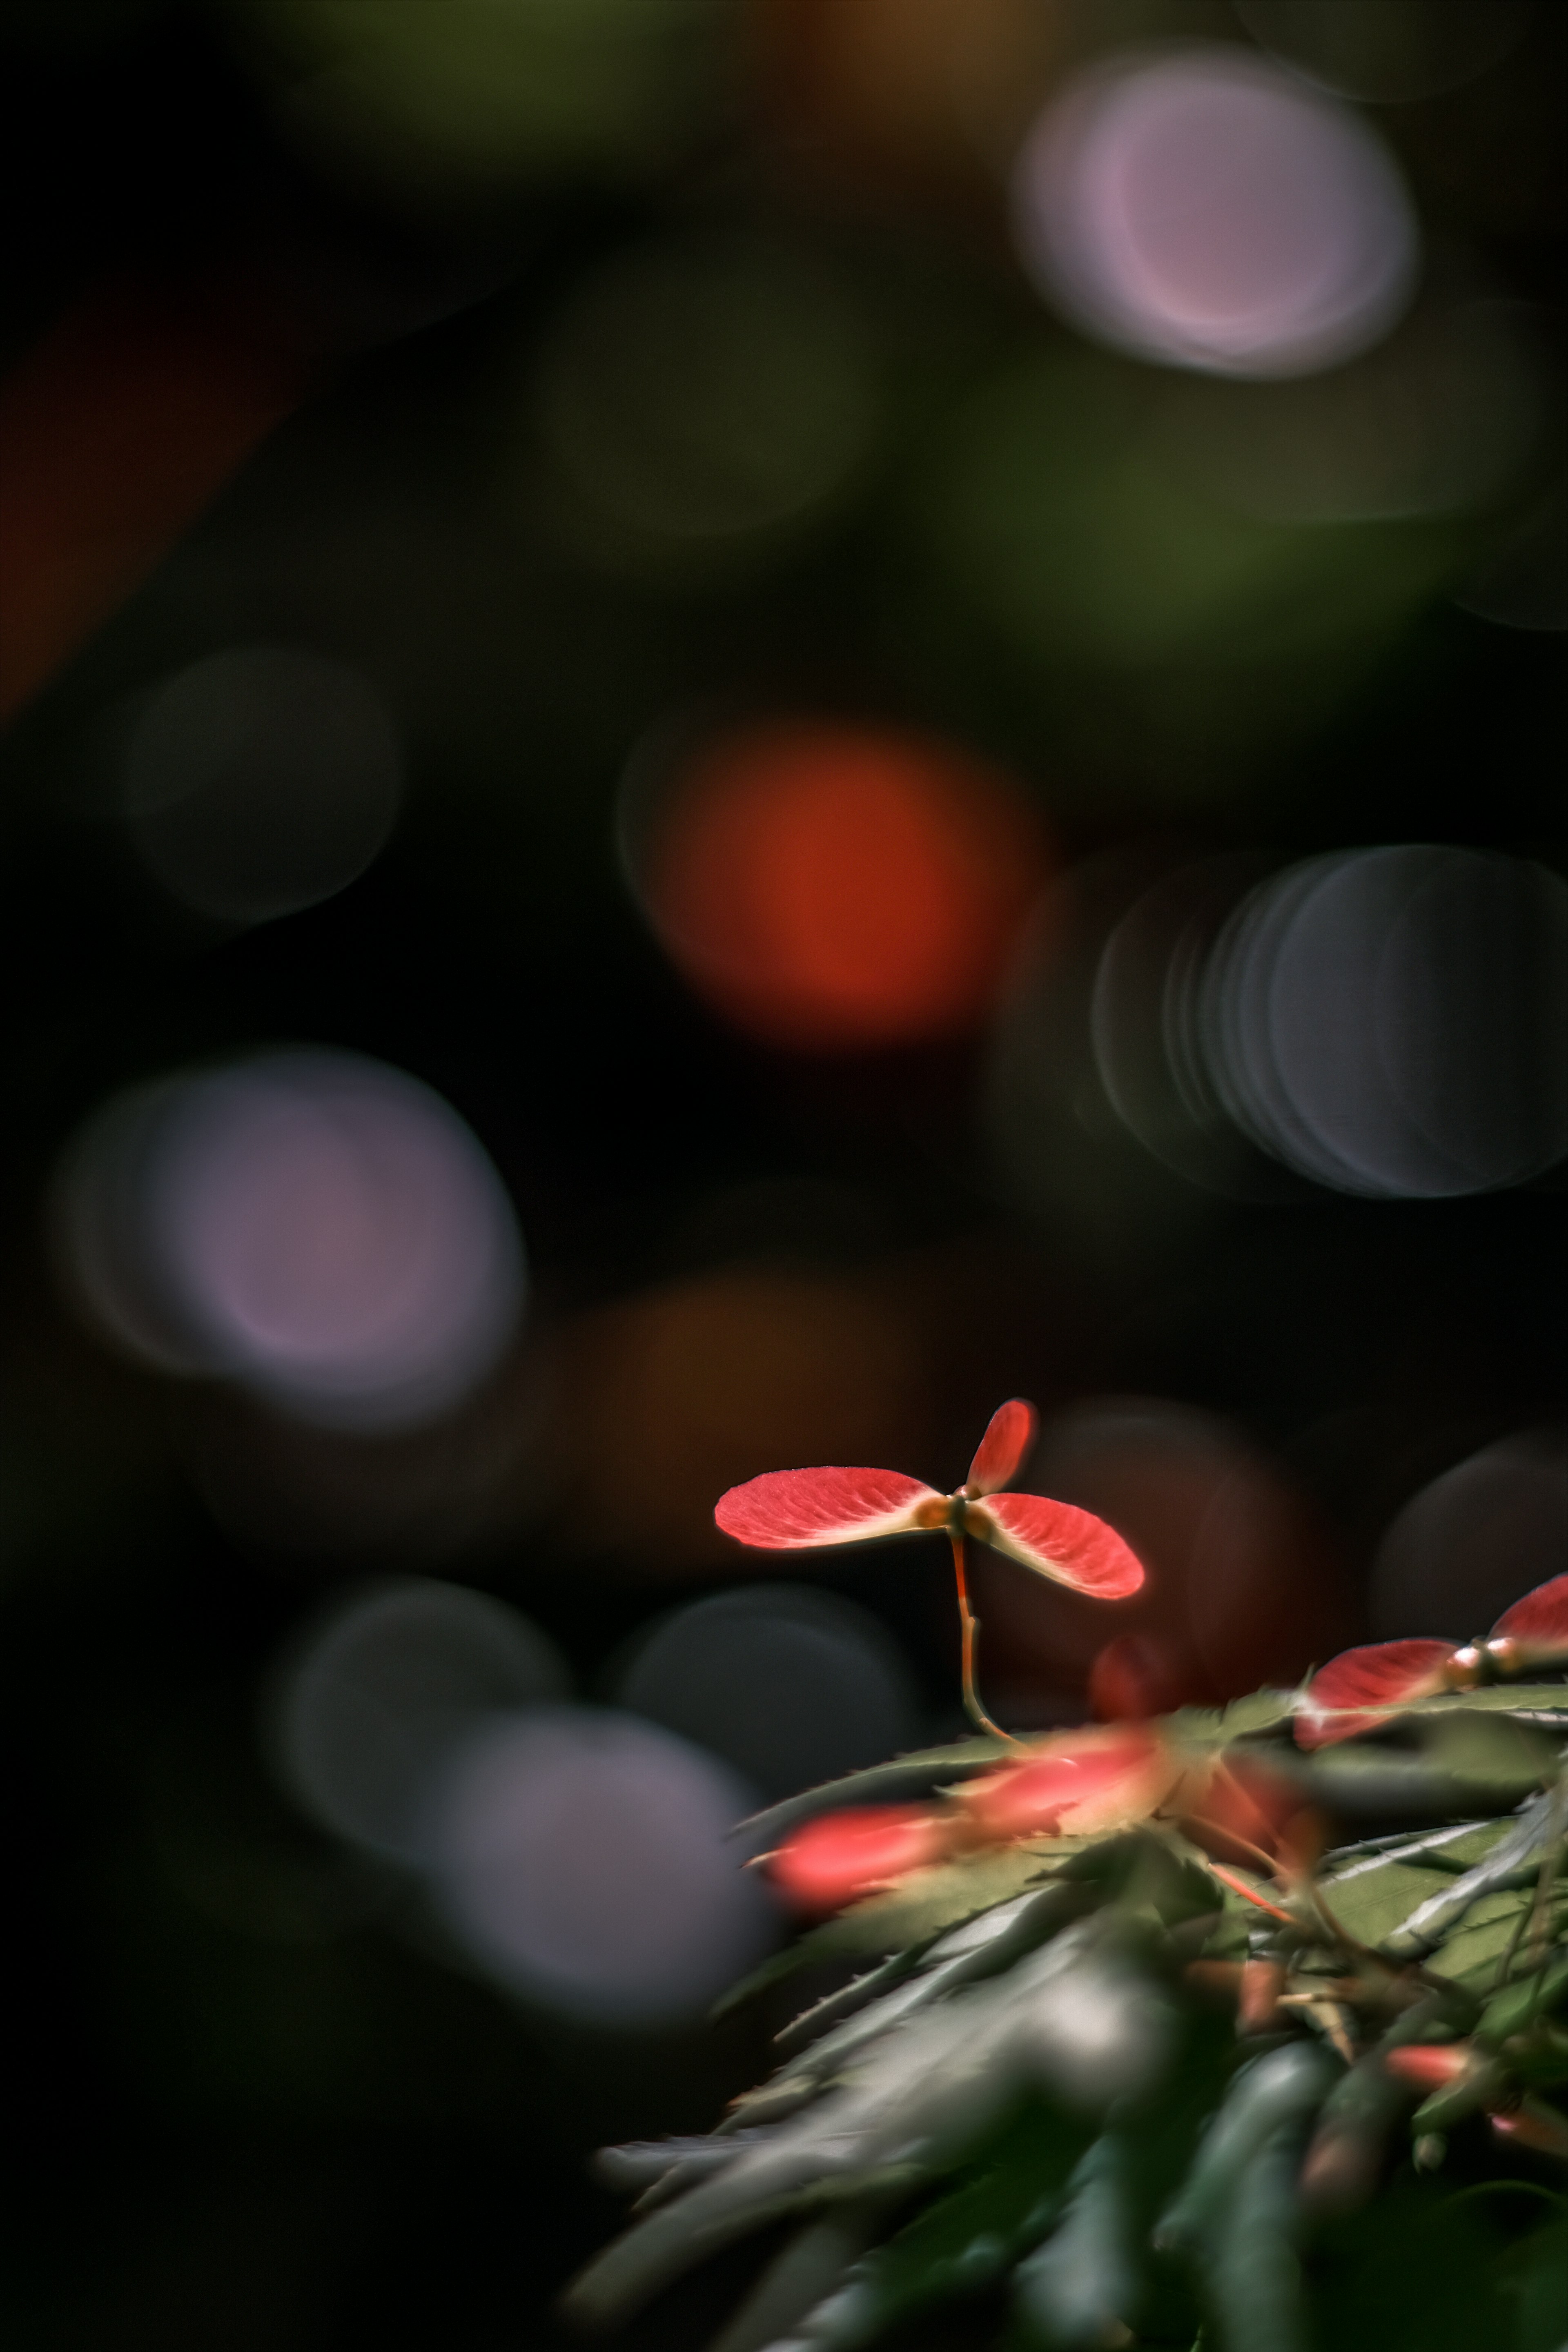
[[949, 1530, 1020, 1746]]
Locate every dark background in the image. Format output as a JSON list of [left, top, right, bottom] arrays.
[[0, 2, 1562, 2344]]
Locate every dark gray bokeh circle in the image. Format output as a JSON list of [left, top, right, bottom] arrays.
[[1370, 1438, 1568, 1641], [273, 1578, 569, 1860], [612, 1583, 922, 1802], [123, 646, 402, 925], [426, 1708, 775, 2024]]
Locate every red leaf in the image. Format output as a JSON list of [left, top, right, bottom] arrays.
[[1491, 1572, 1568, 1653], [1491, 2102, 1568, 2159], [714, 1466, 938, 1550], [965, 1398, 1037, 1496], [1295, 1639, 1456, 1749], [767, 1805, 949, 1914], [1385, 2045, 1469, 2091], [969, 1492, 1145, 1598], [963, 1724, 1175, 1842], [1179, 1754, 1311, 1869]]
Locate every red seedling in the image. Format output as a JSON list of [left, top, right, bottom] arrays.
[[1384, 2044, 1470, 2092], [1296, 1572, 1568, 1748], [715, 1400, 1145, 1740]]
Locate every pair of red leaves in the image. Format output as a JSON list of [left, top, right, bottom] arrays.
[[714, 1397, 1145, 1599], [1296, 1573, 1568, 1747], [715, 1398, 1145, 1744]]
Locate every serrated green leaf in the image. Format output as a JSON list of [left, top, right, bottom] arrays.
[[1303, 1742, 1537, 1813], [1479, 1947, 1568, 2044], [1163, 1691, 1301, 1750], [738, 1740, 1013, 1849], [809, 1845, 1073, 1958], [1316, 1822, 1511, 1949], [1197, 1907, 1251, 1960], [1425, 1889, 1531, 1990], [1390, 1686, 1568, 1722], [1418, 1713, 1559, 1795]]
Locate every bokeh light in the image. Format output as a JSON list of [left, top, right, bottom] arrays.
[[1458, 475, 1568, 631], [1201, 847, 1568, 1196], [1369, 1434, 1568, 1640], [1235, 0, 1535, 105], [1154, 299, 1548, 525], [272, 1578, 568, 1860], [993, 847, 1568, 1224], [610, 1582, 922, 1800], [929, 350, 1457, 777], [1088, 857, 1291, 1203], [121, 646, 402, 926], [533, 233, 880, 582], [0, 280, 307, 722], [548, 1265, 927, 1567], [58, 1049, 525, 1427], [755, 0, 1064, 194], [627, 718, 1050, 1051], [243, 0, 732, 206], [3, 1, 1564, 2335], [1011, 46, 1418, 377], [426, 1709, 775, 2025]]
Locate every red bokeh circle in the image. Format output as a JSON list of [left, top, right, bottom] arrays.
[[641, 719, 1049, 1050]]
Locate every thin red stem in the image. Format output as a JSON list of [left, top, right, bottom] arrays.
[[950, 1529, 1020, 1746]]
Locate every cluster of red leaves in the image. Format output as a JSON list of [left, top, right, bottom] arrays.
[[713, 1406, 1567, 1917], [1295, 1574, 1568, 1747]]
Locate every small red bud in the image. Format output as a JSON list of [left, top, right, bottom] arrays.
[[767, 1806, 950, 1915]]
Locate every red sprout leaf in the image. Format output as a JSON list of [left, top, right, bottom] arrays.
[[1491, 1571, 1568, 1655], [1384, 2044, 1471, 2091], [969, 1490, 1145, 1598], [1490, 2101, 1568, 2160], [766, 1805, 950, 1915], [714, 1405, 1144, 1738], [1295, 1639, 1458, 1749], [962, 1723, 1178, 1843], [965, 1397, 1037, 1496], [713, 1466, 939, 1550]]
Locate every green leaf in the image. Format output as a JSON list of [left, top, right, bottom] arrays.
[[808, 1846, 1075, 1959], [1316, 1822, 1511, 1949], [1425, 1889, 1531, 1990], [738, 1740, 1014, 1849], [716, 1845, 1083, 2012], [1479, 1947, 1568, 2044], [1390, 1686, 1568, 1722], [817, 2100, 1091, 2348], [1164, 1691, 1301, 1748], [1418, 1713, 1559, 1795]]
